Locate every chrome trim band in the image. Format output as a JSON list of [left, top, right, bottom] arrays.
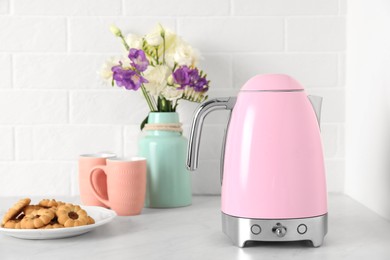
[[221, 212, 327, 248]]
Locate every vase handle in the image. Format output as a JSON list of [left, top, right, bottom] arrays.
[[186, 97, 236, 171]]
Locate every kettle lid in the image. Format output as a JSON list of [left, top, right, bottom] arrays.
[[241, 74, 304, 91]]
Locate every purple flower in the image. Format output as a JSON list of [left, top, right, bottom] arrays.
[[128, 48, 149, 72], [173, 65, 209, 92], [173, 66, 191, 89], [193, 77, 208, 92], [188, 68, 200, 85], [112, 63, 148, 91]]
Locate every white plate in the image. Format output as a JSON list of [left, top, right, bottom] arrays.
[[0, 206, 116, 240]]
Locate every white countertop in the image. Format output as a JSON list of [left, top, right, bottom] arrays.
[[0, 194, 389, 260]]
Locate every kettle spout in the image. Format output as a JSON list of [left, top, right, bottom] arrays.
[[186, 97, 236, 171], [308, 95, 323, 128]]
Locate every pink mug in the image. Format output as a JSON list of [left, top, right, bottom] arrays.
[[79, 153, 116, 206], [89, 157, 147, 216]]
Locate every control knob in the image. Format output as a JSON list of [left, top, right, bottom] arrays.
[[273, 223, 287, 237]]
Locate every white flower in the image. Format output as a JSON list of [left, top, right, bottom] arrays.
[[162, 34, 201, 67], [167, 74, 174, 85], [143, 65, 171, 96], [99, 57, 119, 83], [110, 25, 122, 37], [125, 34, 142, 49], [99, 54, 132, 84], [164, 29, 178, 51], [145, 26, 163, 46], [119, 53, 131, 67], [163, 32, 184, 68], [173, 39, 200, 66], [162, 86, 183, 101]]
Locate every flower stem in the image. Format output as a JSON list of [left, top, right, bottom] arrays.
[[158, 96, 173, 112], [162, 33, 166, 64], [141, 84, 156, 112], [119, 34, 130, 51], [155, 47, 159, 64]]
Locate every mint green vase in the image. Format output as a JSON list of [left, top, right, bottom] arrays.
[[138, 112, 192, 208]]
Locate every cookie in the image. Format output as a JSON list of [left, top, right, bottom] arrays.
[[38, 216, 64, 229], [56, 201, 66, 207], [2, 198, 94, 230], [87, 216, 95, 225], [1, 198, 31, 226], [23, 205, 43, 215], [3, 219, 22, 229], [57, 204, 89, 227], [21, 208, 55, 229], [39, 199, 58, 208], [40, 223, 64, 229]]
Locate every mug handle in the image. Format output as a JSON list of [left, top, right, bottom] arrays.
[[89, 166, 110, 208]]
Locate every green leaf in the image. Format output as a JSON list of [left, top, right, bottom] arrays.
[[157, 96, 162, 111], [140, 115, 149, 131]]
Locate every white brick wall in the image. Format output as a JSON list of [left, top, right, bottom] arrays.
[[0, 54, 11, 88], [232, 54, 339, 87], [287, 17, 346, 51], [0, 0, 346, 196], [0, 162, 76, 196], [0, 91, 68, 124], [0, 17, 66, 51], [123, 0, 230, 16], [15, 126, 123, 160], [0, 1, 8, 14], [232, 0, 339, 15], [69, 18, 176, 52], [0, 127, 13, 160], [179, 18, 285, 52], [12, 0, 122, 16], [70, 90, 149, 124], [14, 55, 107, 89]]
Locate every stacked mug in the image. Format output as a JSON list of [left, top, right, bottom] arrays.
[[78, 153, 146, 216]]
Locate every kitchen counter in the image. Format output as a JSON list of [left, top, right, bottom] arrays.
[[0, 194, 389, 260]]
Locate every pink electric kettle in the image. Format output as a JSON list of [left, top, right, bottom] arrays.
[[187, 74, 327, 247]]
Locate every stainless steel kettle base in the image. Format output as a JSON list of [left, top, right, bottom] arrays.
[[221, 212, 328, 248]]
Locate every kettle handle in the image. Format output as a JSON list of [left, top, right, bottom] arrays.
[[186, 97, 237, 171]]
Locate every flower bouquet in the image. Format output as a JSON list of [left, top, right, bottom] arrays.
[[101, 24, 210, 208], [101, 24, 210, 129]]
